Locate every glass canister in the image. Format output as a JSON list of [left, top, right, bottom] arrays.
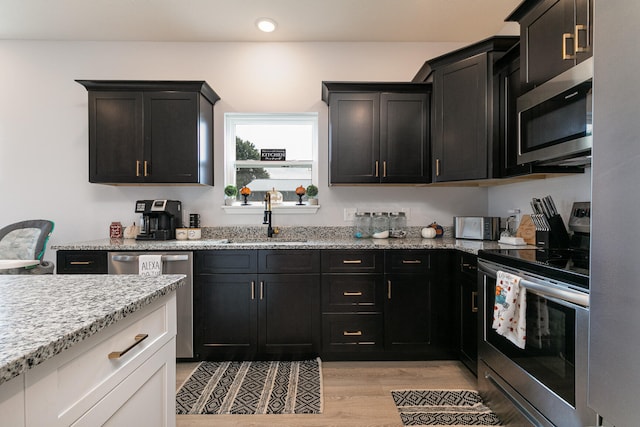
[[353, 212, 372, 238], [389, 212, 407, 238], [371, 212, 390, 239]]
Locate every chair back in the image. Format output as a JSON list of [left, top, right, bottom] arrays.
[[0, 219, 55, 260]]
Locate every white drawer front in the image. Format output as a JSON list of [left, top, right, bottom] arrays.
[[26, 293, 176, 427]]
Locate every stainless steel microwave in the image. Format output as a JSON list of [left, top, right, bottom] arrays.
[[517, 57, 593, 166]]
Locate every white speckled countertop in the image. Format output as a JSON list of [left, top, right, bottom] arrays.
[[51, 225, 521, 254], [0, 274, 185, 385]]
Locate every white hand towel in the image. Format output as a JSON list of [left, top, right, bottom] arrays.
[[492, 270, 527, 349], [139, 254, 163, 276]]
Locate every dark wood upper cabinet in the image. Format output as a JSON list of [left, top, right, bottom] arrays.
[[413, 36, 518, 183], [77, 80, 220, 185], [322, 82, 431, 185], [507, 0, 593, 91]]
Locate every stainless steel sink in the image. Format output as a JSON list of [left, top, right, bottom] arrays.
[[223, 238, 308, 245]]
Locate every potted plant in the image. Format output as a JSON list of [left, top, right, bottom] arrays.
[[224, 185, 238, 206], [306, 184, 319, 205]]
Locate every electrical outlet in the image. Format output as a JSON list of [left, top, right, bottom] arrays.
[[344, 208, 357, 221]]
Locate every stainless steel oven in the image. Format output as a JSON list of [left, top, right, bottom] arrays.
[[477, 257, 598, 426]]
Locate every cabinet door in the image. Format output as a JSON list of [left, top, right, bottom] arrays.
[[196, 274, 257, 360], [495, 52, 524, 177], [88, 91, 143, 183], [432, 54, 488, 182], [329, 93, 380, 184], [144, 92, 200, 183], [384, 273, 431, 351], [380, 92, 430, 183], [460, 279, 478, 374], [520, 0, 576, 90], [258, 274, 320, 357]]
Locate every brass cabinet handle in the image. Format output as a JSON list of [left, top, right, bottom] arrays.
[[251, 281, 255, 300], [562, 33, 576, 60], [471, 291, 478, 313], [375, 160, 379, 177], [143, 160, 149, 177], [383, 160, 387, 178], [575, 24, 589, 53], [260, 281, 264, 300], [342, 259, 362, 264], [387, 280, 392, 299], [136, 160, 141, 177], [343, 291, 363, 296], [402, 259, 422, 264], [108, 334, 148, 359], [343, 331, 363, 336], [462, 263, 477, 271], [69, 261, 93, 265], [435, 159, 441, 176]]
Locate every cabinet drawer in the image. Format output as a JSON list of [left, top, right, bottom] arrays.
[[322, 313, 383, 351], [322, 275, 384, 312], [321, 250, 384, 273], [196, 250, 257, 274], [25, 294, 176, 426], [458, 252, 477, 278], [56, 251, 107, 274], [385, 250, 431, 273], [259, 250, 320, 274]]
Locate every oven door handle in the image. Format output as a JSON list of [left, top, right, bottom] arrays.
[[479, 261, 589, 308]]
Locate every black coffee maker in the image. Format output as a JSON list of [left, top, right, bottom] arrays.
[[135, 200, 182, 240]]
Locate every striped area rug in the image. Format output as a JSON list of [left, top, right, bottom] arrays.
[[391, 389, 502, 426], [176, 358, 323, 415]]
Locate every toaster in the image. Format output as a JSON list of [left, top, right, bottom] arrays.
[[454, 216, 500, 241]]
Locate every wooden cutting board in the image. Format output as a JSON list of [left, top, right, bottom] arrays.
[[516, 214, 536, 245]]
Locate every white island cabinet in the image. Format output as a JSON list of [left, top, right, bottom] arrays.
[[0, 275, 184, 427]]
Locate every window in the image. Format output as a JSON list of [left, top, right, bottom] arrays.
[[224, 113, 318, 205]]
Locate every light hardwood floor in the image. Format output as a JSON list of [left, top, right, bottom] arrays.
[[176, 360, 477, 427]]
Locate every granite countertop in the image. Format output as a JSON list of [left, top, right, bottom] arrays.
[[0, 274, 185, 385], [51, 225, 522, 255]]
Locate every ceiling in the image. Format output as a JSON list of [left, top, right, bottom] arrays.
[[0, 0, 522, 43]]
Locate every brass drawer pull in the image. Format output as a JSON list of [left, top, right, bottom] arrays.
[[69, 261, 93, 265], [402, 260, 422, 264], [108, 333, 148, 359], [562, 32, 576, 60], [251, 281, 255, 300], [383, 160, 387, 178], [343, 291, 363, 296], [375, 160, 379, 177], [471, 291, 478, 313], [343, 331, 363, 336], [342, 260, 362, 264], [143, 160, 149, 177]]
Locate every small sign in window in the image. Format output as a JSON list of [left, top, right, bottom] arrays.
[[261, 149, 286, 161]]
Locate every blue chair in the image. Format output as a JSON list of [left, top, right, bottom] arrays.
[[0, 219, 55, 274]]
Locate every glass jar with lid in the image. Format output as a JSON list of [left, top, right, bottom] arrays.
[[389, 212, 407, 238], [371, 212, 390, 239], [353, 212, 372, 238]]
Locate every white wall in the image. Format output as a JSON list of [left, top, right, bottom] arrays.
[[0, 40, 590, 263]]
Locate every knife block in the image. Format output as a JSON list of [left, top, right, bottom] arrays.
[[537, 215, 571, 249]]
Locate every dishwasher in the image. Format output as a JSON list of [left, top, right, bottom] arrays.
[[107, 251, 194, 359]]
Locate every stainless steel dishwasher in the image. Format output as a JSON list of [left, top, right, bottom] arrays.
[[107, 251, 193, 359]]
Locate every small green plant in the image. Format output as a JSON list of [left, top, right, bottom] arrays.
[[306, 184, 318, 198], [224, 185, 238, 198]]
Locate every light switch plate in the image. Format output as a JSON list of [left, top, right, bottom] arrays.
[[344, 208, 357, 221]]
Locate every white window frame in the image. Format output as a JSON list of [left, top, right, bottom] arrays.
[[223, 112, 320, 214]]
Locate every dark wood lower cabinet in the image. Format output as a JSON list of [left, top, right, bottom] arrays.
[[384, 273, 431, 351], [195, 250, 320, 361], [259, 274, 320, 357]]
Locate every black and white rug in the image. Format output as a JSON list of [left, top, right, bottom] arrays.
[[391, 389, 502, 426], [176, 358, 323, 415]]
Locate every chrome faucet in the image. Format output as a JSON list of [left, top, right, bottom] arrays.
[[263, 192, 277, 237]]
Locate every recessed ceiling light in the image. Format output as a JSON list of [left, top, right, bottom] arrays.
[[256, 18, 277, 33]]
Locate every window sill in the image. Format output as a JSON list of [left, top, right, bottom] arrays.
[[221, 203, 320, 215]]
